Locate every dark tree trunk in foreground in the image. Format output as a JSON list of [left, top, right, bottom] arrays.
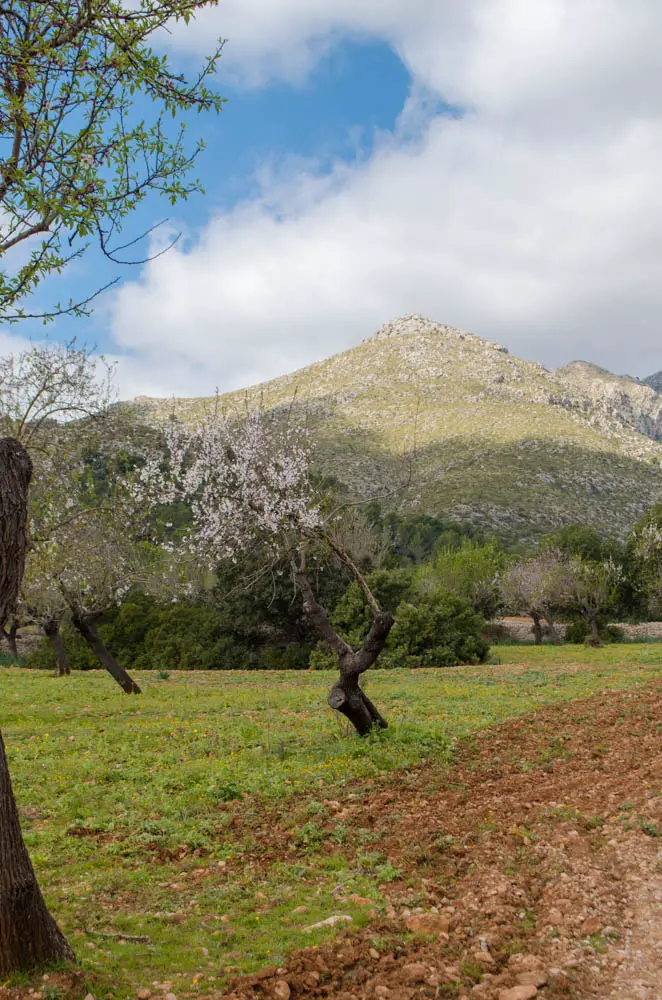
[[71, 612, 141, 694], [0, 731, 75, 975], [0, 440, 31, 626], [294, 544, 393, 736], [0, 437, 75, 974], [530, 612, 543, 646], [2, 621, 19, 659], [43, 620, 70, 676]]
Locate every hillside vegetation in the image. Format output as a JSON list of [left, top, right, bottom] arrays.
[[129, 315, 662, 539]]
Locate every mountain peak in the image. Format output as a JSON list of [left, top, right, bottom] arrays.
[[365, 313, 510, 354]]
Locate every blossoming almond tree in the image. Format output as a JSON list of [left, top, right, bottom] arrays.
[[143, 409, 397, 734]]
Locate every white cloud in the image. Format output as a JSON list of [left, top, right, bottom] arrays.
[[108, 0, 662, 397]]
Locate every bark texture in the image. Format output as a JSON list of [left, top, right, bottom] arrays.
[[0, 437, 74, 973], [43, 620, 70, 676], [0, 439, 32, 626], [0, 731, 75, 974], [71, 612, 141, 693]]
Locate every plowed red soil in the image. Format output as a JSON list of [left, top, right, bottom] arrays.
[[223, 681, 662, 1000]]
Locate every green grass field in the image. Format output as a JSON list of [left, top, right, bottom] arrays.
[[2, 645, 662, 998]]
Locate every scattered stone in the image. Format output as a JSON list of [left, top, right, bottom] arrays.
[[582, 916, 603, 936], [404, 912, 450, 935], [401, 962, 428, 984], [498, 987, 538, 1000], [137, 991, 151, 999], [369, 948, 380, 960], [516, 972, 548, 987], [304, 914, 352, 932], [273, 981, 291, 1000]]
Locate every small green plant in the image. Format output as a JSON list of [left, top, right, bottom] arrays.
[[156, 668, 170, 680], [294, 822, 326, 850], [42, 986, 64, 1000]]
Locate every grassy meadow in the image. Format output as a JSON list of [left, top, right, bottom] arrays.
[[2, 644, 662, 998]]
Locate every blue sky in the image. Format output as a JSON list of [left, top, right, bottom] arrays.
[[13, 36, 412, 360], [3, 1, 662, 397]]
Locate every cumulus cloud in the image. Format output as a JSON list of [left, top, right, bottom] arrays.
[[109, 0, 662, 397]]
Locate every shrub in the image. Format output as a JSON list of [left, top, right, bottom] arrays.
[[564, 617, 625, 645], [332, 568, 414, 646], [563, 617, 588, 644], [256, 644, 311, 671], [308, 644, 337, 670], [385, 591, 490, 668]]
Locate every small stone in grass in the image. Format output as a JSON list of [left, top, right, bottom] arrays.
[[498, 987, 538, 1000], [304, 914, 352, 932]]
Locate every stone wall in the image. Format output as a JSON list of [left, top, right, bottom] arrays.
[[493, 617, 662, 642]]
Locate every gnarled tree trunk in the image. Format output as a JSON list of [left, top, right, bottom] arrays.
[[294, 548, 393, 735], [584, 611, 603, 647], [530, 611, 543, 646], [0, 437, 74, 974], [71, 611, 141, 694], [43, 619, 70, 676]]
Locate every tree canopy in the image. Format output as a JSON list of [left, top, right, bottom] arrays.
[[0, 0, 224, 320]]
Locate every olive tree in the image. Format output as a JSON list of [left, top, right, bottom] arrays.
[[566, 557, 623, 647], [0, 0, 224, 320], [500, 550, 570, 644], [628, 504, 662, 615]]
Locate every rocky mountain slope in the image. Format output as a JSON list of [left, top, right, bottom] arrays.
[[131, 316, 662, 539], [642, 370, 662, 394]]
